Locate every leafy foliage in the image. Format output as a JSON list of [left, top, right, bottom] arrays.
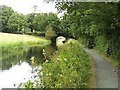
[[45, 25, 56, 40], [54, 2, 120, 60], [0, 5, 14, 32], [0, 5, 60, 35], [41, 40, 91, 88], [7, 13, 28, 33], [32, 13, 48, 32], [25, 12, 60, 34]]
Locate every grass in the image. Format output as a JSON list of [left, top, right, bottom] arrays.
[[78, 38, 96, 88], [93, 36, 119, 76], [0, 32, 49, 45], [88, 53, 96, 88], [94, 48, 118, 67], [0, 32, 50, 61], [93, 36, 118, 67]]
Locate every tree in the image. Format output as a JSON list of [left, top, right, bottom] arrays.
[[26, 5, 38, 32], [0, 5, 14, 32], [45, 25, 56, 40], [32, 5, 38, 13], [27, 13, 36, 32], [46, 1, 120, 60], [32, 13, 48, 32], [47, 12, 61, 32], [7, 12, 28, 33], [32, 12, 60, 32]]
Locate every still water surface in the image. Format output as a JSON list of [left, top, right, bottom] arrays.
[[0, 44, 56, 89]]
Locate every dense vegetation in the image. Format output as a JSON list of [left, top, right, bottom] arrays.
[[22, 40, 92, 88], [42, 40, 91, 88], [53, 2, 120, 62], [1, 2, 119, 61], [1, 1, 120, 88], [0, 5, 60, 35]]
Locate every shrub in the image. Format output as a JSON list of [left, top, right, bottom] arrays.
[[32, 31, 45, 36], [41, 40, 91, 88]]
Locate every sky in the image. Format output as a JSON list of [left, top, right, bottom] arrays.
[[0, 0, 57, 14]]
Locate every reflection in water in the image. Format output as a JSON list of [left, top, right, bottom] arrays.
[[2, 50, 27, 70], [0, 44, 56, 88], [2, 46, 45, 70], [26, 46, 45, 66], [0, 62, 37, 89], [43, 44, 57, 60]]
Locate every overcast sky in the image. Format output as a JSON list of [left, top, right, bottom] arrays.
[[0, 0, 57, 14]]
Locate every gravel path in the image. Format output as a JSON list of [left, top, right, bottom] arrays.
[[84, 48, 119, 88]]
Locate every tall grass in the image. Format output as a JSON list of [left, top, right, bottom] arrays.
[[0, 32, 49, 45], [0, 32, 50, 61]]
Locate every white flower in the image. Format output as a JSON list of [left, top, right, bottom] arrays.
[[64, 58, 67, 61]]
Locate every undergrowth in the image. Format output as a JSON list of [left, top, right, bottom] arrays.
[[94, 36, 118, 67], [41, 40, 91, 88], [22, 39, 92, 88]]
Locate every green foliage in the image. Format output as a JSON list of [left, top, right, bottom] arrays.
[[42, 40, 91, 88], [31, 12, 60, 33], [32, 13, 48, 32], [95, 35, 119, 62], [94, 36, 108, 54], [1, 33, 50, 62], [45, 25, 56, 40], [23, 80, 34, 89], [26, 13, 35, 32], [54, 2, 120, 60], [47, 12, 61, 32], [0, 5, 14, 32], [25, 31, 45, 36], [0, 5, 60, 35], [7, 13, 28, 33]]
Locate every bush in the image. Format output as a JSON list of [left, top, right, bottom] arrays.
[[25, 31, 45, 36], [33, 31, 45, 36], [41, 40, 91, 88]]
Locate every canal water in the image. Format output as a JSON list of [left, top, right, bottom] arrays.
[[0, 44, 57, 89]]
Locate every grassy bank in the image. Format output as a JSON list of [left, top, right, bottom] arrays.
[[0, 32, 50, 61], [94, 48, 118, 68], [78, 37, 118, 74], [22, 39, 93, 88], [94, 36, 118, 67], [93, 47, 119, 76], [0, 32, 49, 45], [91, 36, 119, 76], [41, 39, 92, 88]]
